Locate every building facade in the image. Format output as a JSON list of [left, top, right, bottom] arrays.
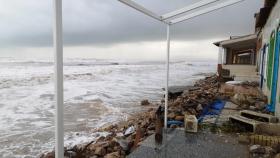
[[214, 0, 280, 116], [214, 34, 258, 82], [256, 0, 280, 116]]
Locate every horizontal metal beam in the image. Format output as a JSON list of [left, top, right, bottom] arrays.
[[161, 0, 221, 20], [170, 0, 244, 25], [118, 0, 162, 21]]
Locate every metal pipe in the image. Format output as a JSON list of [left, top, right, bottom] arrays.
[[118, 0, 162, 21], [53, 0, 64, 157], [164, 24, 170, 129]]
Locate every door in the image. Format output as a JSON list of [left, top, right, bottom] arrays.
[[260, 45, 267, 89], [267, 32, 275, 90]]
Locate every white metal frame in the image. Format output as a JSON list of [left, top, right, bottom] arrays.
[[161, 0, 221, 20], [52, 0, 245, 156], [53, 0, 64, 157], [170, 0, 244, 24], [118, 0, 244, 129]]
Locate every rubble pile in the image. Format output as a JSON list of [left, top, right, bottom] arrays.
[[40, 109, 157, 158], [231, 93, 267, 111], [168, 75, 221, 120], [220, 80, 268, 112]]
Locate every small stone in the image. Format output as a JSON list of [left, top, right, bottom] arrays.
[[94, 147, 106, 156], [196, 104, 203, 111], [249, 106, 256, 111], [175, 115, 184, 121], [104, 151, 121, 158], [167, 112, 176, 120], [107, 147, 113, 153], [250, 145, 265, 154], [170, 124, 178, 129]]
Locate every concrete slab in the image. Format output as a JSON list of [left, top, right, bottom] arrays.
[[240, 110, 278, 123], [128, 129, 248, 158], [229, 115, 261, 132], [164, 86, 195, 98]]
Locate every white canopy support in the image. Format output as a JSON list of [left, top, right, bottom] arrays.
[[161, 0, 220, 20], [165, 25, 170, 128], [53, 0, 64, 157], [118, 0, 162, 21], [118, 0, 245, 129], [170, 0, 244, 24]]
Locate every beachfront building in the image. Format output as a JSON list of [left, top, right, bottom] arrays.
[[255, 0, 280, 116], [214, 34, 258, 82]]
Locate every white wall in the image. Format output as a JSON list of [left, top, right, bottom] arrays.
[[261, 0, 280, 116], [218, 47, 224, 64], [222, 65, 258, 81]]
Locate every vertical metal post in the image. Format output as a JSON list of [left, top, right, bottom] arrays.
[[165, 24, 170, 129], [53, 0, 64, 157]]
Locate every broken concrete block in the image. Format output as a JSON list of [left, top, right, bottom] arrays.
[[184, 115, 198, 133], [240, 110, 279, 123], [229, 115, 261, 132]]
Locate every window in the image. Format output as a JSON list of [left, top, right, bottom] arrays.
[[232, 49, 255, 65]]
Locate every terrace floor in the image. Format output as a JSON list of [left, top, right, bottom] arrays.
[[128, 128, 248, 158]]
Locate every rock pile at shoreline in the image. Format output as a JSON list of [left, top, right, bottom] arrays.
[[40, 109, 157, 158]]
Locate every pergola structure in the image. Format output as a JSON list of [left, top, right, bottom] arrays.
[[53, 0, 245, 157]]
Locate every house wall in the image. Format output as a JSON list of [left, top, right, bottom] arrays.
[[260, 0, 280, 116], [222, 65, 258, 81]]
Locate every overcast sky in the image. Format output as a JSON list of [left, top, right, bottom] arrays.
[[0, 0, 263, 61]]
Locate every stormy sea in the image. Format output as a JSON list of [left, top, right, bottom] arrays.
[[0, 57, 216, 157]]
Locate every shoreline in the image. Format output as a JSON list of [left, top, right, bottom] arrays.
[[40, 74, 218, 158]]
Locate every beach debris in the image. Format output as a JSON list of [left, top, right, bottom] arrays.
[[249, 144, 276, 158], [141, 99, 150, 106], [185, 115, 198, 133], [250, 144, 265, 154], [124, 126, 135, 136], [155, 105, 164, 144], [104, 151, 121, 158], [167, 120, 183, 127], [165, 85, 194, 99], [132, 126, 144, 150], [94, 146, 106, 156]]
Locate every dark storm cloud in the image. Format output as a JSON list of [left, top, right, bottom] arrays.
[[0, 0, 263, 47]]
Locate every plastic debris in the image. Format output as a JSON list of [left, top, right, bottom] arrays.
[[124, 126, 135, 136]]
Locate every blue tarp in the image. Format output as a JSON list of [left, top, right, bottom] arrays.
[[167, 120, 184, 127], [266, 104, 274, 113], [198, 100, 226, 123], [167, 100, 226, 126]]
